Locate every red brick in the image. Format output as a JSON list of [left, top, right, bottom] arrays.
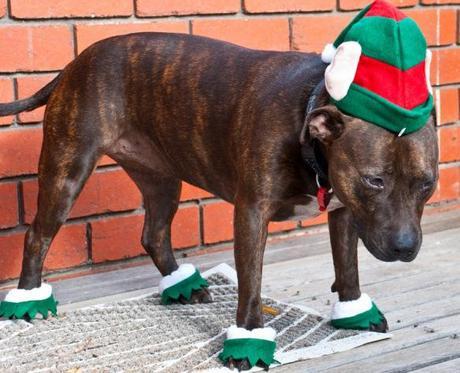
[[0, 25, 74, 72], [437, 88, 459, 125], [11, 0, 133, 19], [44, 224, 88, 271], [431, 48, 460, 85], [439, 126, 460, 162], [292, 15, 353, 53], [268, 220, 298, 233], [23, 169, 142, 223], [0, 224, 87, 281], [0, 78, 14, 126], [339, 0, 417, 10], [180, 182, 213, 201], [0, 0, 6, 18], [193, 18, 290, 51], [98, 155, 117, 167], [301, 212, 328, 227], [203, 201, 234, 244], [407, 9, 457, 47], [0, 233, 23, 281], [431, 165, 460, 203], [16, 74, 57, 124], [244, 0, 334, 13], [91, 205, 200, 263], [0, 183, 18, 229], [171, 206, 200, 248], [137, 0, 239, 17], [91, 214, 144, 263], [0, 128, 42, 178], [76, 22, 189, 54]]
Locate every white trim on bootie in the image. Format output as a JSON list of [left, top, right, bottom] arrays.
[[226, 325, 276, 341], [4, 283, 53, 303], [331, 293, 373, 320], [158, 263, 196, 294]]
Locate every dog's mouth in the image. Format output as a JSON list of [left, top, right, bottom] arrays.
[[363, 240, 420, 263], [360, 231, 420, 262], [366, 246, 399, 262], [356, 221, 421, 262]]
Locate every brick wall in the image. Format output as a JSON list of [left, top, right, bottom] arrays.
[[0, 0, 459, 282]]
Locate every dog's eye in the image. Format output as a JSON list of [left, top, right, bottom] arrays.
[[421, 180, 434, 193], [362, 175, 384, 190]]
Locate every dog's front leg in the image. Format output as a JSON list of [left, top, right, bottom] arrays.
[[328, 207, 388, 332], [234, 202, 270, 329], [328, 207, 360, 301], [222, 202, 274, 371]]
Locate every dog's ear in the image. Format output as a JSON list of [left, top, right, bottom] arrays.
[[300, 105, 345, 145]]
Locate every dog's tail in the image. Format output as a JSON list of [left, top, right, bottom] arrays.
[[0, 74, 61, 116]]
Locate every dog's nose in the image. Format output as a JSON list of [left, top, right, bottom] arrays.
[[392, 230, 417, 259]]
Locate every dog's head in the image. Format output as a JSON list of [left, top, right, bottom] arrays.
[[300, 105, 438, 262]]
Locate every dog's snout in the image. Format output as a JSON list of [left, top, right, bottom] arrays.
[[392, 229, 418, 261], [394, 232, 415, 253]]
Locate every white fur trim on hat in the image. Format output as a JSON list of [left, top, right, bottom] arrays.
[[4, 283, 53, 303], [324, 41, 362, 101], [158, 263, 196, 294], [425, 49, 433, 95], [331, 293, 373, 320], [226, 325, 276, 341], [321, 43, 337, 63]]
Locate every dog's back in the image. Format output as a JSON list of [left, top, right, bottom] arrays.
[[49, 32, 324, 199]]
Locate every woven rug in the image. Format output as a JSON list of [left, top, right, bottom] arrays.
[[0, 263, 390, 372]]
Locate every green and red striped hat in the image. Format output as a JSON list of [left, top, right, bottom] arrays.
[[321, 0, 433, 135]]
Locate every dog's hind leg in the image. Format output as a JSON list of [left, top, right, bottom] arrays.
[[121, 167, 212, 304], [18, 101, 102, 289], [1, 123, 101, 319], [18, 131, 100, 290]]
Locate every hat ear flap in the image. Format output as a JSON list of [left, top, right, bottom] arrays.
[[425, 49, 433, 95], [324, 41, 362, 101]]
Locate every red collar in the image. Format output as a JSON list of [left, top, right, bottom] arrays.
[[315, 175, 333, 212], [317, 186, 333, 211]]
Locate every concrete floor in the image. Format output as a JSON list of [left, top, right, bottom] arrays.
[[1, 207, 460, 372]]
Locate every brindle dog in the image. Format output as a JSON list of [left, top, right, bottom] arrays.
[[0, 33, 438, 370]]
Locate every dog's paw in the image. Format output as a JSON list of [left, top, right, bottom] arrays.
[[179, 287, 213, 304], [369, 314, 389, 333], [225, 358, 269, 371]]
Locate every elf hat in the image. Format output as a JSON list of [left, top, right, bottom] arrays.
[[321, 0, 433, 135]]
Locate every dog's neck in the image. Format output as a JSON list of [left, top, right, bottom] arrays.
[[303, 79, 330, 189]]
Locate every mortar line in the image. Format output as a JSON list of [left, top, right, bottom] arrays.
[[16, 180, 25, 225]]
